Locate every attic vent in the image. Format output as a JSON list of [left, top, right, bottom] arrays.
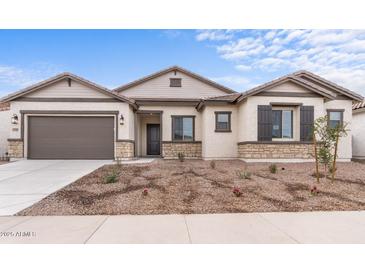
[[170, 78, 182, 87]]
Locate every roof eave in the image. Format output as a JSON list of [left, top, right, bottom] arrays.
[[294, 71, 364, 101]]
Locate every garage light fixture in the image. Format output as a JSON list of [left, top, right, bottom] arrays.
[[11, 114, 19, 125], [120, 114, 124, 125]]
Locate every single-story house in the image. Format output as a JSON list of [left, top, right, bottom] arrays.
[[1, 66, 363, 162], [352, 101, 365, 159]]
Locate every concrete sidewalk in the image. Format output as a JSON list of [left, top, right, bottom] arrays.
[[1, 211, 364, 244]]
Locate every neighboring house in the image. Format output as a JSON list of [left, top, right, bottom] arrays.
[[0, 102, 10, 157], [352, 101, 365, 159], [0, 66, 363, 162]]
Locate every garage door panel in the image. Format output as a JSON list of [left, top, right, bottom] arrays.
[[28, 116, 114, 159]]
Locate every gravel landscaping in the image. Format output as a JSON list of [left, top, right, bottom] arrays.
[[17, 160, 365, 215]]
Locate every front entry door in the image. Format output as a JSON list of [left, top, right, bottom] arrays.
[[147, 124, 160, 155]]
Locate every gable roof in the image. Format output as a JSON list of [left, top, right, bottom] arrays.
[[294, 70, 363, 101], [113, 65, 236, 94], [234, 71, 363, 103], [0, 72, 138, 109], [236, 73, 337, 102], [197, 70, 364, 111]]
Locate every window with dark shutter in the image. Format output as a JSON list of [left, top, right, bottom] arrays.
[[170, 78, 182, 87], [257, 105, 272, 141], [300, 106, 314, 141]]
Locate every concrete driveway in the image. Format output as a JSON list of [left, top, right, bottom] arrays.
[[0, 160, 111, 216]]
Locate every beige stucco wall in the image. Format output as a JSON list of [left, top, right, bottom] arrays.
[[324, 99, 353, 160], [25, 79, 111, 98], [352, 110, 365, 159], [119, 71, 229, 99], [138, 105, 202, 141], [9, 101, 133, 158], [267, 81, 312, 93], [201, 105, 238, 159]]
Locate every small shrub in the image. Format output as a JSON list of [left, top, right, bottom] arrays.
[[142, 188, 149, 196], [311, 172, 325, 178], [104, 170, 119, 184], [210, 160, 216, 169], [178, 152, 185, 162], [310, 185, 319, 196], [329, 166, 337, 174], [237, 170, 251, 179], [233, 186, 242, 197], [269, 164, 277, 174]]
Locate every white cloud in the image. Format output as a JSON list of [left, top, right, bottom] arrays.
[[0, 65, 37, 87], [211, 75, 251, 90], [235, 64, 251, 71], [276, 49, 296, 58], [196, 30, 234, 41], [196, 29, 365, 95], [0, 63, 62, 95]]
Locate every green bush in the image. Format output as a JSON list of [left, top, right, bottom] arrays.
[[269, 164, 277, 174], [105, 170, 119, 184]]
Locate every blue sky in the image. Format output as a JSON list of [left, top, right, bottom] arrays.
[[0, 29, 364, 97]]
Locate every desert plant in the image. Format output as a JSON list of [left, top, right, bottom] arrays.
[[311, 172, 325, 178], [269, 164, 277, 174], [210, 160, 216, 169], [142, 188, 149, 196], [313, 115, 348, 183], [177, 152, 185, 162], [329, 165, 337, 174], [310, 185, 319, 196], [233, 186, 242, 197], [237, 170, 251, 179], [105, 170, 119, 184]]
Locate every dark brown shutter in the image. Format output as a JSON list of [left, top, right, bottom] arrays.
[[258, 105, 272, 141], [300, 106, 314, 141]]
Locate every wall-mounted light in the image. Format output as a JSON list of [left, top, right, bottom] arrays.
[[11, 114, 19, 125], [120, 114, 124, 125]]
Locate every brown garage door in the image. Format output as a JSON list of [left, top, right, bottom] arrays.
[[28, 116, 114, 159]]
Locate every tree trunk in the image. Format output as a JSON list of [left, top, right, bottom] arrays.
[[331, 132, 340, 184], [313, 132, 320, 184]]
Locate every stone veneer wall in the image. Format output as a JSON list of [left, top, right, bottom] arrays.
[[8, 140, 24, 158], [238, 142, 316, 159], [162, 142, 202, 159], [115, 141, 134, 159]]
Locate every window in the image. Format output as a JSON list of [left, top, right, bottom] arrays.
[[328, 110, 343, 128], [272, 110, 293, 138], [170, 78, 182, 87], [215, 112, 231, 132], [172, 116, 194, 141]]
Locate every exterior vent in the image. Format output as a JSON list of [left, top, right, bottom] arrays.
[[170, 78, 182, 87]]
